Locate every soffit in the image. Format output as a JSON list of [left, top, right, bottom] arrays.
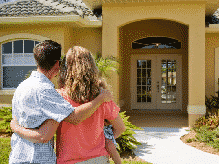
[[83, 0, 218, 16]]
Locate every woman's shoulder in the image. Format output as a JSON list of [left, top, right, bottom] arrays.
[[56, 88, 81, 107], [56, 88, 66, 95]]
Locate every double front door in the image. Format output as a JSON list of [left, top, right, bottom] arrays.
[[131, 54, 182, 110]]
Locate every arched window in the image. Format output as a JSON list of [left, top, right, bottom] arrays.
[[1, 40, 39, 89], [132, 37, 181, 49]]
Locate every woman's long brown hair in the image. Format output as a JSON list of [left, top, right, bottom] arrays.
[[58, 46, 107, 104]]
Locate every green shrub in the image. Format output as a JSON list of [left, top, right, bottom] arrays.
[[0, 137, 11, 164], [193, 112, 219, 150], [0, 106, 142, 156], [186, 138, 196, 143], [195, 126, 216, 142], [0, 107, 12, 133], [194, 115, 219, 131], [205, 95, 219, 117], [195, 125, 219, 150], [116, 111, 142, 155]]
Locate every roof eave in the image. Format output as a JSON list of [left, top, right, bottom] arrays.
[[0, 15, 102, 27]]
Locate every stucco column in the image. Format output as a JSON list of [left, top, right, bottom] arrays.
[[187, 22, 206, 127], [102, 15, 120, 105]]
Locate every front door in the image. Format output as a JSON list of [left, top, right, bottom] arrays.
[[130, 54, 182, 110]]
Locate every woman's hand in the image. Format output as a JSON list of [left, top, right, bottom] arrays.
[[99, 89, 114, 103], [10, 116, 19, 133]]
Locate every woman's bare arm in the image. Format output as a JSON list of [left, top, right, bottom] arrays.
[[10, 90, 113, 143], [64, 90, 113, 125], [109, 114, 126, 139]]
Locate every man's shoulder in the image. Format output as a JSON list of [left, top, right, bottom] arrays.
[[15, 78, 52, 98], [16, 77, 40, 90]]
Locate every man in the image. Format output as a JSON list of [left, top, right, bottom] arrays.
[[9, 40, 113, 164]]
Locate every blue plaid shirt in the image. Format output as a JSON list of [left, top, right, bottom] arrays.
[[9, 71, 74, 164]]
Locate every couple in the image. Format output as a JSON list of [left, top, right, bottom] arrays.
[[9, 40, 125, 164]]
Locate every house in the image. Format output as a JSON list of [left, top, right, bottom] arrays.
[[0, 0, 218, 127]]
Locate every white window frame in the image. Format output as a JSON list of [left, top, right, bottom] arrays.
[[0, 33, 50, 92], [1, 39, 39, 90]]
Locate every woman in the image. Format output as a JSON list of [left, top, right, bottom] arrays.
[[11, 46, 125, 164]]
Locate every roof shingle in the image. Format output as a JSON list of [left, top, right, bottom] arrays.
[[0, 0, 95, 18]]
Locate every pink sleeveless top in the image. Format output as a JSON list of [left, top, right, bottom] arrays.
[[56, 88, 120, 164]]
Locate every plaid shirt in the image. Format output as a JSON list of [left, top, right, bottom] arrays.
[[9, 71, 74, 164]]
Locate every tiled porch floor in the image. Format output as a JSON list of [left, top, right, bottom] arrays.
[[0, 104, 189, 128], [125, 110, 188, 128]]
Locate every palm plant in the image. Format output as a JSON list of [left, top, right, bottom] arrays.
[[94, 52, 119, 78]]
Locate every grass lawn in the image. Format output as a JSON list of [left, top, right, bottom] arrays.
[[0, 137, 11, 164], [110, 160, 150, 164], [0, 136, 151, 164], [110, 161, 150, 164]]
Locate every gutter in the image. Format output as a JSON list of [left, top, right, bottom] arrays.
[[0, 15, 102, 27]]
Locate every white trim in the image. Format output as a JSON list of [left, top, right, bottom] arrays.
[[0, 89, 16, 95], [0, 104, 12, 107], [187, 105, 206, 115], [209, 24, 219, 28], [0, 34, 48, 90], [0, 15, 102, 27], [206, 27, 219, 34], [0, 33, 49, 43]]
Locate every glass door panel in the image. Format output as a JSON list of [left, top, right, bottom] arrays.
[[157, 55, 182, 110], [161, 60, 177, 104], [136, 60, 152, 103], [131, 55, 157, 110]]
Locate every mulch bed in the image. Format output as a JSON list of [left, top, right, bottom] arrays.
[[120, 150, 148, 162], [180, 130, 219, 156], [0, 132, 12, 138]]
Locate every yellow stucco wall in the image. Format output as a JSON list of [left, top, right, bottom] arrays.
[[0, 23, 102, 55], [0, 22, 102, 104], [119, 19, 188, 112], [0, 95, 13, 104], [102, 2, 205, 57], [0, 23, 65, 46], [102, 2, 205, 111], [205, 33, 219, 97], [63, 27, 102, 55]]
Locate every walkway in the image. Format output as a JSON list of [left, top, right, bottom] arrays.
[[126, 111, 219, 164], [133, 127, 219, 164]]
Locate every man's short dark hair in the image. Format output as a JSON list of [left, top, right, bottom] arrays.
[[33, 40, 61, 71]]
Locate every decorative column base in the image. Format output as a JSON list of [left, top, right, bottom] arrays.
[[187, 105, 206, 128]]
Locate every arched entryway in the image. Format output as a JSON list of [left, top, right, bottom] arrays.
[[119, 19, 188, 118]]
